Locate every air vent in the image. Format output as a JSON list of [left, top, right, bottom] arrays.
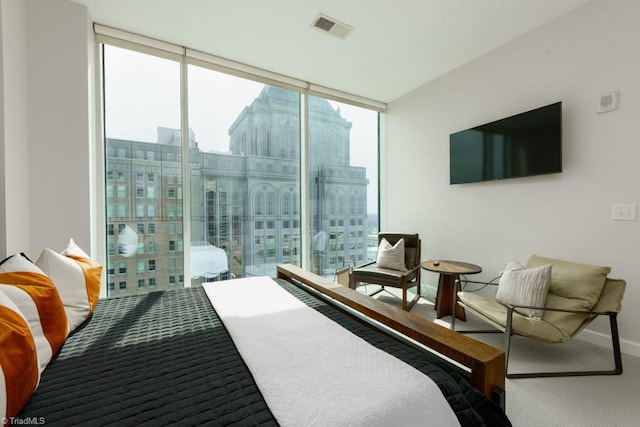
[[312, 14, 353, 39]]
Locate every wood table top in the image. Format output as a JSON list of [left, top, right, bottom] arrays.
[[421, 260, 482, 275]]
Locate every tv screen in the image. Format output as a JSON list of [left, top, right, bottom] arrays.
[[449, 102, 562, 184]]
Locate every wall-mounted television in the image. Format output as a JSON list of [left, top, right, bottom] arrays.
[[449, 102, 562, 184]]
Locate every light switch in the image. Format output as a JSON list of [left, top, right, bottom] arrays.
[[612, 204, 637, 221]]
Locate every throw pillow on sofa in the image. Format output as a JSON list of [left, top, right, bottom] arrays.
[[0, 288, 40, 420], [36, 238, 102, 333], [496, 261, 552, 319], [0, 253, 68, 372]]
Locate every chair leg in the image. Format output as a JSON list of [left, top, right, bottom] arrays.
[[368, 285, 384, 297], [610, 312, 623, 375], [506, 312, 624, 379], [451, 285, 457, 331], [504, 306, 514, 376], [451, 279, 461, 330], [355, 279, 420, 311], [402, 284, 407, 311], [458, 307, 623, 378], [405, 281, 421, 311], [350, 276, 384, 297], [451, 307, 456, 331]]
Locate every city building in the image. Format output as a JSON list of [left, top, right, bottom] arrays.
[[105, 86, 369, 296]]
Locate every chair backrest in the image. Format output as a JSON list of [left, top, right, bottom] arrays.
[[378, 233, 421, 269], [527, 255, 622, 338], [592, 278, 626, 313], [574, 278, 626, 336]]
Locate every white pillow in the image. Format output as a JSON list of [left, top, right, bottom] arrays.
[[35, 239, 103, 333], [496, 263, 552, 319], [376, 238, 407, 271], [501, 258, 525, 274]]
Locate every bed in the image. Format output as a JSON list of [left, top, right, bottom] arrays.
[[17, 264, 510, 426]]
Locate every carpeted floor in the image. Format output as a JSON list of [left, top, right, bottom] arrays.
[[359, 284, 640, 427]]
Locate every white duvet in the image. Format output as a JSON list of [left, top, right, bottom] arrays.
[[203, 276, 460, 427]]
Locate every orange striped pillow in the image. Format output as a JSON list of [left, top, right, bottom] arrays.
[[36, 239, 102, 332], [0, 253, 68, 373], [0, 288, 40, 419]]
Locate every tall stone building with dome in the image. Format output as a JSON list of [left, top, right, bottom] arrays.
[[105, 85, 369, 296]]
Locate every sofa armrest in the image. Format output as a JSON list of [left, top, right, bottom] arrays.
[[505, 303, 616, 317]]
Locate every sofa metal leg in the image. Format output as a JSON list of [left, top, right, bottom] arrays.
[[506, 312, 624, 379], [610, 312, 623, 375]]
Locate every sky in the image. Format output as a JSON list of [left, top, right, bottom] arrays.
[[104, 45, 378, 211]]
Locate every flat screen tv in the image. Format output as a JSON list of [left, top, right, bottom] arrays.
[[449, 102, 562, 184]]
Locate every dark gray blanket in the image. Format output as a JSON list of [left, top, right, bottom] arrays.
[[19, 279, 510, 426]]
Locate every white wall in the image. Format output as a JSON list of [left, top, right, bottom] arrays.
[[385, 0, 640, 356], [0, 0, 94, 257], [0, 0, 29, 258], [26, 0, 94, 255]]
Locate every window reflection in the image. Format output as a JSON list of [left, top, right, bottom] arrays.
[[308, 97, 379, 276], [104, 44, 379, 296]]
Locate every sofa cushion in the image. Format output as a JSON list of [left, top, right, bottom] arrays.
[[458, 291, 568, 342], [0, 289, 40, 420], [527, 255, 610, 336], [36, 239, 102, 333]]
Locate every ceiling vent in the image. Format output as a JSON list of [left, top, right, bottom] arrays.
[[312, 14, 353, 39]]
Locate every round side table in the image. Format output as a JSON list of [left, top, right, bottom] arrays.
[[421, 260, 482, 320]]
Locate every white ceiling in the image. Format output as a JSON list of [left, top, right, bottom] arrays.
[[70, 0, 593, 103]]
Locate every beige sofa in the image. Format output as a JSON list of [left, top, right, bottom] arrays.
[[454, 255, 625, 378]]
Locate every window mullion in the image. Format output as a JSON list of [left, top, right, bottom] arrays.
[[300, 93, 311, 271], [180, 54, 192, 286]]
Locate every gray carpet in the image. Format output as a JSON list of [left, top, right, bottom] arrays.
[[360, 285, 640, 427]]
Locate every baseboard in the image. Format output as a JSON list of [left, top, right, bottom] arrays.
[[578, 329, 640, 359]]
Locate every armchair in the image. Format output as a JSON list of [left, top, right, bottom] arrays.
[[349, 233, 421, 311], [452, 255, 625, 378]]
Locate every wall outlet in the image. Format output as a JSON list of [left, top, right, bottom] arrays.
[[612, 204, 637, 221]]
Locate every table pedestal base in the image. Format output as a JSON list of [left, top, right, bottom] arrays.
[[435, 274, 466, 321]]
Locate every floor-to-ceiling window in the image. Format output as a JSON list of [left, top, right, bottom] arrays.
[[308, 97, 379, 277], [188, 66, 301, 283], [101, 39, 380, 296], [103, 45, 184, 297]]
